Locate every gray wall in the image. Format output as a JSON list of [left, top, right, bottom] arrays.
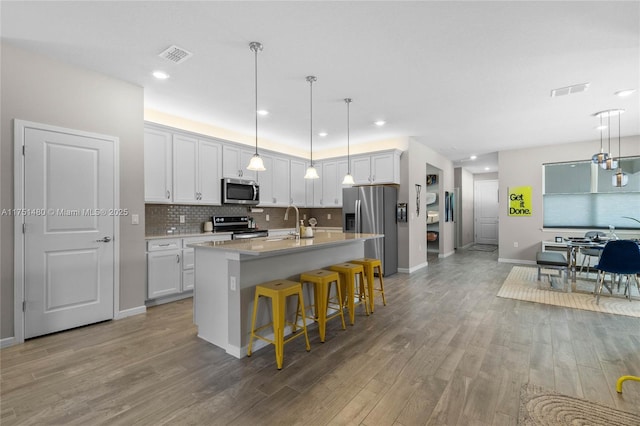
[[1, 43, 146, 339], [398, 138, 455, 272], [454, 167, 475, 247], [498, 135, 640, 263]]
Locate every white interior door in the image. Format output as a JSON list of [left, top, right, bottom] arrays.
[[474, 180, 499, 245], [23, 126, 116, 338]]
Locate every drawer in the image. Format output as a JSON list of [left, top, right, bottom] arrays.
[[147, 238, 180, 251]]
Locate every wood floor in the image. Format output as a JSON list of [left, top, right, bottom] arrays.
[[2, 249, 640, 425]]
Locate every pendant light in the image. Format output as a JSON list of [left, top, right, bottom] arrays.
[[342, 98, 355, 185], [246, 42, 266, 171], [612, 109, 629, 187], [600, 111, 618, 170], [591, 114, 609, 165], [304, 75, 320, 179]]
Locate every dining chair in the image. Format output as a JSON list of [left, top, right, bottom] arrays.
[[579, 231, 606, 278], [593, 240, 640, 304]]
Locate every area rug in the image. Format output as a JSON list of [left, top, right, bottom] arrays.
[[468, 244, 498, 252], [519, 383, 640, 425], [497, 266, 640, 318]]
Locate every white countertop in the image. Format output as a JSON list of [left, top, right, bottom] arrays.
[[146, 231, 233, 240], [188, 232, 381, 256]]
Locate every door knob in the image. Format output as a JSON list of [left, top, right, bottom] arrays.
[[96, 236, 112, 243]]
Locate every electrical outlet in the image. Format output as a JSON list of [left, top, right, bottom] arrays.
[[513, 242, 518, 247], [131, 214, 139, 225], [266, 214, 270, 221], [230, 276, 237, 291], [327, 213, 332, 220], [179, 215, 185, 224]]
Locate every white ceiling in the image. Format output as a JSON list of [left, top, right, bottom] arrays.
[[2, 1, 638, 174]]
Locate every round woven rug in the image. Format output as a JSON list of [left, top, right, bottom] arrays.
[[519, 383, 640, 425]]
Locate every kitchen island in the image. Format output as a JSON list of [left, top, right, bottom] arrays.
[[189, 231, 382, 358]]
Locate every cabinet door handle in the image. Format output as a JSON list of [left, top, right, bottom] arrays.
[[273, 197, 276, 203], [177, 254, 180, 263], [166, 190, 171, 199]]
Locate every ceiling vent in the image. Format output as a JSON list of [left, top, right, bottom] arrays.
[[550, 82, 590, 97], [158, 45, 193, 64]]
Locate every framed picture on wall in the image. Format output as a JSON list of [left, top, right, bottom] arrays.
[[427, 174, 437, 185]]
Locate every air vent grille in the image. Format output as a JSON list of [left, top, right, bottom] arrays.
[[550, 82, 590, 97], [159, 45, 193, 64]]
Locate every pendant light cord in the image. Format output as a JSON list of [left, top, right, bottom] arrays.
[[346, 98, 351, 173], [306, 76, 316, 166], [254, 45, 258, 155]]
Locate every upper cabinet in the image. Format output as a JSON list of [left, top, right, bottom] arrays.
[[144, 126, 222, 205], [320, 159, 349, 207], [222, 145, 257, 181], [257, 153, 290, 207], [289, 159, 307, 206], [145, 123, 403, 207], [351, 150, 401, 185], [144, 128, 173, 203], [173, 134, 222, 205]]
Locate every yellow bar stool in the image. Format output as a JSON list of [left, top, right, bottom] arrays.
[[350, 258, 386, 313], [300, 269, 346, 342], [247, 279, 311, 369], [329, 263, 369, 325], [617, 375, 640, 393]]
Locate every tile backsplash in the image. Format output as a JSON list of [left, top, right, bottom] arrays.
[[145, 204, 343, 236]]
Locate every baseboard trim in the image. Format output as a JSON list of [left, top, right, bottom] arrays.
[[115, 305, 147, 320], [499, 258, 536, 265], [0, 336, 16, 349], [439, 250, 456, 258], [398, 262, 428, 274], [145, 292, 193, 307]]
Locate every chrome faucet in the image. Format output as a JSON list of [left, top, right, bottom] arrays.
[[284, 204, 300, 239]]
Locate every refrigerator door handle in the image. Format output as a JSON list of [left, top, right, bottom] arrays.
[[355, 199, 361, 233]]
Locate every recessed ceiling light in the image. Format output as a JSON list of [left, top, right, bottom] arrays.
[[470, 155, 477, 160], [595, 125, 608, 131], [318, 132, 328, 137], [152, 70, 170, 80], [615, 89, 636, 97], [257, 109, 269, 116], [374, 120, 386, 126], [484, 167, 490, 171]]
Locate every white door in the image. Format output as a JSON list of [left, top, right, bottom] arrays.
[[474, 180, 499, 245], [23, 126, 116, 338]]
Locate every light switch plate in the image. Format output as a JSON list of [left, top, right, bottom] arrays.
[[131, 214, 139, 225], [180, 215, 185, 224]]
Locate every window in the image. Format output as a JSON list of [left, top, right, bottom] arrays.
[[543, 157, 640, 229]]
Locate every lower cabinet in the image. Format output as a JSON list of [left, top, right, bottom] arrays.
[[147, 239, 182, 299], [146, 234, 232, 303]]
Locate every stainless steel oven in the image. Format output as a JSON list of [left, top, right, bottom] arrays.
[[213, 216, 267, 240]]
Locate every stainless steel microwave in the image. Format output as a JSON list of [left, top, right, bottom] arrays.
[[221, 178, 260, 205]]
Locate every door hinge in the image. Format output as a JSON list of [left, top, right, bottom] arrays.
[[22, 223, 26, 233], [22, 145, 25, 155], [22, 300, 26, 312]]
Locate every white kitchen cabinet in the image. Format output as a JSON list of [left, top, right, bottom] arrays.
[[222, 145, 257, 181], [290, 159, 307, 206], [256, 154, 289, 207], [310, 161, 323, 207], [145, 126, 222, 205], [146, 235, 232, 302], [144, 128, 173, 203], [172, 135, 223, 205], [350, 150, 401, 185], [147, 238, 181, 299], [318, 159, 349, 207]]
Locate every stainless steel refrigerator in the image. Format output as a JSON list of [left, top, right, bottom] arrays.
[[342, 186, 398, 275]]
